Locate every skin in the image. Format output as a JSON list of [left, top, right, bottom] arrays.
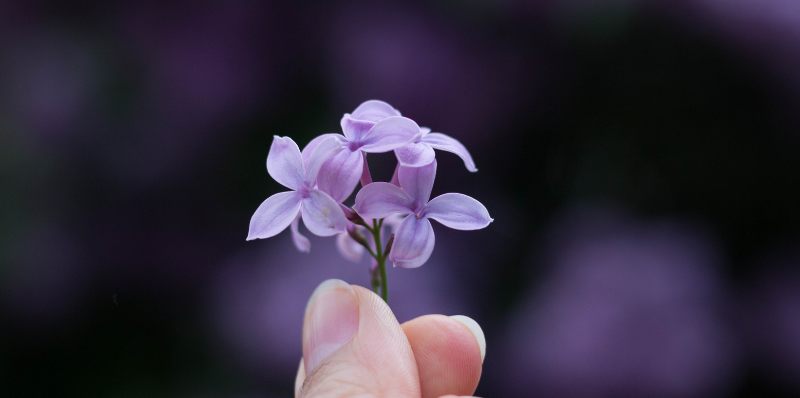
[[295, 283, 483, 398]]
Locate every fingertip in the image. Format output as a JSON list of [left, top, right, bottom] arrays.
[[302, 279, 359, 374], [402, 315, 483, 398], [304, 278, 353, 314], [450, 315, 486, 364], [300, 282, 420, 397]]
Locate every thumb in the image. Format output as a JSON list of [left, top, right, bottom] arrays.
[[298, 279, 420, 398]]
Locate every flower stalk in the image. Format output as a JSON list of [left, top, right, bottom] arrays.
[[359, 217, 389, 302]]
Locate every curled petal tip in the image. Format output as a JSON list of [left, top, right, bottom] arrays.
[[291, 216, 311, 252]]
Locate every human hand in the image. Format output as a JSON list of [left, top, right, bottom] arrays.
[[295, 279, 486, 398]]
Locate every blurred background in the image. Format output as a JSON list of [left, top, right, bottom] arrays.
[[1, 0, 799, 397]]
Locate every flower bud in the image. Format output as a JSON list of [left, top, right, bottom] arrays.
[[347, 225, 370, 248], [384, 234, 395, 257], [339, 203, 368, 227]]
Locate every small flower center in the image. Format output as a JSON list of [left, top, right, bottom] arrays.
[[347, 141, 362, 152], [298, 186, 311, 199]]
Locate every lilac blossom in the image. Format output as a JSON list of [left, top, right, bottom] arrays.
[[353, 160, 492, 268], [394, 127, 478, 171], [301, 100, 419, 202], [247, 135, 347, 241], [247, 100, 490, 303]]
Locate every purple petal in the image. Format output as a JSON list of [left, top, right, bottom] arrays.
[[398, 160, 437, 213], [421, 132, 477, 172], [290, 215, 310, 253], [420, 127, 431, 135], [360, 151, 373, 186], [389, 216, 435, 268], [317, 148, 363, 202], [304, 136, 343, 186], [358, 116, 418, 153], [422, 193, 493, 230], [390, 163, 401, 187], [341, 114, 375, 143], [350, 100, 401, 122], [300, 189, 347, 236], [382, 213, 406, 232], [266, 136, 304, 190], [336, 232, 364, 262], [353, 182, 415, 219], [395, 141, 436, 168], [301, 133, 344, 162], [247, 191, 302, 240]]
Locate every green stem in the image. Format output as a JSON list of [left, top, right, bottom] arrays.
[[349, 213, 390, 303], [371, 265, 380, 295], [371, 219, 388, 302], [378, 256, 387, 302]]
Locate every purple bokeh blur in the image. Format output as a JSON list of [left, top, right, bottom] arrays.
[[497, 207, 740, 397]]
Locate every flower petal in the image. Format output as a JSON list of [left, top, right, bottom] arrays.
[[421, 193, 493, 230], [301, 189, 347, 236], [266, 136, 305, 190], [389, 216, 435, 268], [358, 116, 418, 153], [290, 214, 310, 253], [341, 114, 375, 143], [317, 148, 363, 202], [336, 232, 364, 262], [353, 182, 415, 219], [304, 135, 343, 186], [390, 163, 401, 187], [360, 151, 373, 186], [421, 132, 477, 172], [247, 191, 302, 240], [395, 141, 436, 168], [301, 133, 344, 162], [398, 160, 437, 213], [382, 213, 407, 232], [350, 100, 401, 122]]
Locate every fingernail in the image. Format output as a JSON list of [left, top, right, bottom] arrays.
[[450, 315, 486, 364], [303, 279, 359, 374]]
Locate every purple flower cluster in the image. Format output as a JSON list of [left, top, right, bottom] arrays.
[[247, 100, 492, 281]]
